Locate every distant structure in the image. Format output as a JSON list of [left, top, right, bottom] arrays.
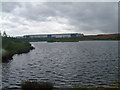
[[23, 33, 84, 38]]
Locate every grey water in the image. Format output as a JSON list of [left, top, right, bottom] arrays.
[[2, 41, 119, 88]]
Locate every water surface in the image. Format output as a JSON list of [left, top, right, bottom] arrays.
[[2, 41, 118, 88]]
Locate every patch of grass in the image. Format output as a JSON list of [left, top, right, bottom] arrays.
[[21, 81, 53, 90], [2, 37, 34, 62]]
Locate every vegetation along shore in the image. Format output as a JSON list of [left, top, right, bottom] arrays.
[[2, 32, 35, 63]]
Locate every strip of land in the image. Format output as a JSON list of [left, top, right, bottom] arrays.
[[2, 37, 34, 63], [19, 33, 120, 42]]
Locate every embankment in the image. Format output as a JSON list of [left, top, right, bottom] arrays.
[[2, 37, 35, 63]]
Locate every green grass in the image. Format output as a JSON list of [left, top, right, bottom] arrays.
[[2, 37, 34, 62], [2, 37, 31, 56]]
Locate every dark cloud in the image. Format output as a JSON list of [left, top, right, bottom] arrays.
[[45, 2, 118, 33], [2, 2, 118, 35], [15, 3, 58, 21]]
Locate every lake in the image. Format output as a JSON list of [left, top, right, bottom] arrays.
[[2, 41, 119, 89]]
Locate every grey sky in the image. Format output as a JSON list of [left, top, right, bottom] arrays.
[[1, 2, 118, 36]]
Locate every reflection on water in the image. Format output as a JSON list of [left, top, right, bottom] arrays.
[[2, 41, 118, 88]]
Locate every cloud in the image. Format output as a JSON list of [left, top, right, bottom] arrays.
[[2, 2, 21, 12], [1, 2, 118, 36], [45, 2, 118, 33]]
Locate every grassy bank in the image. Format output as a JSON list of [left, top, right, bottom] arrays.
[[2, 37, 34, 62]]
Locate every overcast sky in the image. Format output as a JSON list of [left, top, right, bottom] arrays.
[[1, 2, 118, 36]]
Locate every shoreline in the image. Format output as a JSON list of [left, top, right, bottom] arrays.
[[2, 43, 35, 63]]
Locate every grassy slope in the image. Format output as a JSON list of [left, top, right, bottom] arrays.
[[2, 37, 34, 62]]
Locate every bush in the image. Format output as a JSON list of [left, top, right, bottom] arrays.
[[21, 81, 53, 90]]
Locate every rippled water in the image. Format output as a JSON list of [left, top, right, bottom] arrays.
[[2, 41, 119, 88]]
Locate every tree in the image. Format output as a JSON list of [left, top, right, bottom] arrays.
[[3, 31, 7, 37]]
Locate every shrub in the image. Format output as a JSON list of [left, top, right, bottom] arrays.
[[21, 81, 53, 90]]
